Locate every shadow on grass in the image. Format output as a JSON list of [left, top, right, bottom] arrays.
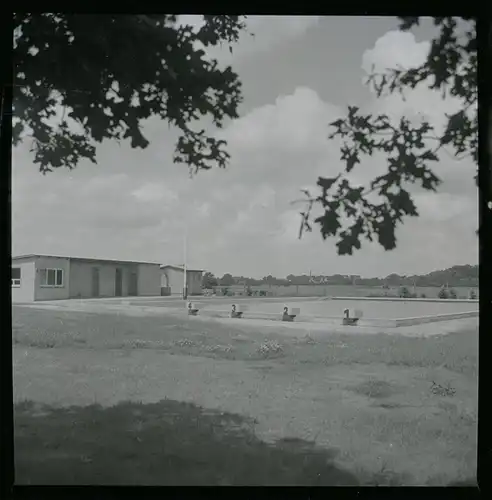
[[15, 399, 364, 486], [349, 379, 398, 399]]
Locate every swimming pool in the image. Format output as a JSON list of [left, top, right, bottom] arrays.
[[199, 298, 478, 319]]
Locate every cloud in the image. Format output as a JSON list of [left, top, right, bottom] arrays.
[[359, 30, 477, 234], [234, 16, 321, 58], [361, 30, 469, 130], [361, 30, 430, 75], [178, 15, 321, 64], [131, 183, 179, 204], [222, 87, 333, 152], [11, 159, 179, 260], [12, 23, 478, 278]]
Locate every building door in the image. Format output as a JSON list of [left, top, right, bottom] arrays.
[[91, 267, 100, 297], [115, 268, 123, 297], [129, 272, 138, 296]]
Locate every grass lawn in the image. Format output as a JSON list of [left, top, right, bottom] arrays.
[[15, 399, 360, 486], [12, 305, 478, 486]]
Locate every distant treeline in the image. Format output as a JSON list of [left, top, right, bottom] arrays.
[[203, 264, 478, 288]]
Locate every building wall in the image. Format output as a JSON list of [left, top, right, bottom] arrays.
[[137, 264, 161, 296], [69, 260, 93, 298], [161, 268, 183, 295], [99, 265, 118, 297], [124, 265, 138, 296], [187, 270, 203, 295], [11, 260, 35, 303], [161, 268, 203, 295], [34, 256, 71, 301], [69, 260, 140, 298], [13, 256, 161, 301]]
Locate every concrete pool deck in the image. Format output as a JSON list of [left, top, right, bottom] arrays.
[[159, 296, 478, 327], [209, 315, 478, 338], [15, 298, 479, 338], [186, 308, 478, 327]]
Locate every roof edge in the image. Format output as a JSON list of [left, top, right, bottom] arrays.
[[160, 265, 204, 272], [12, 254, 161, 266]]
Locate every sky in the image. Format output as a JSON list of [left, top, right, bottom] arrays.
[[12, 16, 478, 279]]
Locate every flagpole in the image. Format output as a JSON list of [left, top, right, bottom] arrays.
[[183, 225, 188, 300]]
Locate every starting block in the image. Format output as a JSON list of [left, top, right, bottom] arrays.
[[282, 305, 300, 322], [186, 301, 200, 316], [230, 303, 248, 318], [342, 308, 363, 326]]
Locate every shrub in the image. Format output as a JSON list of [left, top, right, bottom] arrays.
[[449, 288, 457, 299], [438, 287, 449, 299], [172, 338, 198, 348], [430, 380, 456, 397], [204, 344, 233, 353], [420, 293, 427, 298], [302, 334, 317, 345], [398, 286, 411, 298], [469, 289, 477, 300], [128, 340, 151, 349], [256, 340, 284, 358]]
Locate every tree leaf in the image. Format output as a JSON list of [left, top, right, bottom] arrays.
[[299, 17, 477, 255], [317, 175, 340, 191], [14, 14, 246, 173]]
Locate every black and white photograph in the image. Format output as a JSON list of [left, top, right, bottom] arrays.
[[10, 14, 479, 486]]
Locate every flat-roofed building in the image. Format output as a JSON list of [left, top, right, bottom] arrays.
[[11, 254, 162, 302]]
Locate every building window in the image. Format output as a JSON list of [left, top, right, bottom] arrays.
[[40, 268, 64, 287], [11, 267, 21, 287]]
